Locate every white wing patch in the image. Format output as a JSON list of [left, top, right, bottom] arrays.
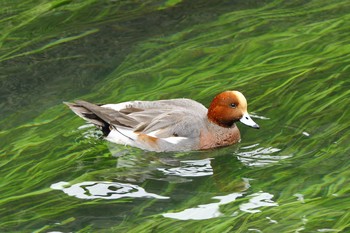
[[163, 136, 187, 144], [102, 103, 130, 111]]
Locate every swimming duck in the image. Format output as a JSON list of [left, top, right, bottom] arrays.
[[65, 91, 259, 152]]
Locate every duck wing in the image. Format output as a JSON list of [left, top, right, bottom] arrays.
[[65, 99, 207, 138]]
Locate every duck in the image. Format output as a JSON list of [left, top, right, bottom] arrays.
[[65, 91, 259, 152]]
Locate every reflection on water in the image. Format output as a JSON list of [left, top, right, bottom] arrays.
[[50, 181, 169, 200], [250, 114, 270, 120], [57, 127, 286, 221], [107, 143, 215, 183], [294, 193, 305, 203], [163, 179, 278, 220], [163, 192, 244, 220], [237, 144, 292, 167], [158, 158, 213, 177], [239, 191, 279, 213], [49, 144, 281, 221], [316, 229, 339, 232]]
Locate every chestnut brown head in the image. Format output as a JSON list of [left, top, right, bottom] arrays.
[[207, 91, 259, 129]]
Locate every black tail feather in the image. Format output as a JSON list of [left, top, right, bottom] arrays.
[[64, 101, 111, 136]]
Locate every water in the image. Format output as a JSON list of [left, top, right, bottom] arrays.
[[1, 0, 350, 232]]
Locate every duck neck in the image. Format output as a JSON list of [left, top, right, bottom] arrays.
[[207, 110, 235, 128]]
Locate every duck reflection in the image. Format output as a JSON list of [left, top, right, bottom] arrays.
[[51, 136, 288, 219], [50, 181, 169, 200]]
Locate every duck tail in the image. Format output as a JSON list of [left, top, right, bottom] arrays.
[[64, 101, 111, 136]]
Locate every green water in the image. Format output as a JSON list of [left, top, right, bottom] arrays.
[[1, 0, 350, 232]]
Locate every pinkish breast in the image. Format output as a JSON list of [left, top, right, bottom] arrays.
[[199, 124, 241, 150]]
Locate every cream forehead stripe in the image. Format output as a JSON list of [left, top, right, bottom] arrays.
[[231, 91, 247, 109]]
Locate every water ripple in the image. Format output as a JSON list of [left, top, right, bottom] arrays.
[[50, 181, 169, 200], [237, 144, 291, 167], [157, 158, 213, 177], [163, 179, 278, 220], [239, 191, 279, 213], [163, 192, 244, 220]]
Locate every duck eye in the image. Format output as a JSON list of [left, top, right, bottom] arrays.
[[230, 103, 237, 108]]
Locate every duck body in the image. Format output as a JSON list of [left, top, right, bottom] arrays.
[[65, 91, 259, 152]]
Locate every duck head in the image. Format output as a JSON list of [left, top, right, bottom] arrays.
[[207, 91, 259, 129]]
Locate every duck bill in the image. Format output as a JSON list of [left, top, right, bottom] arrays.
[[240, 113, 260, 129]]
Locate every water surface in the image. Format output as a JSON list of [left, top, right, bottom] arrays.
[[1, 0, 350, 232]]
